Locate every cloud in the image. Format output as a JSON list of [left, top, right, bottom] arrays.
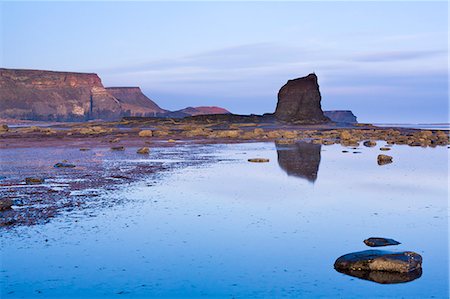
[[352, 49, 446, 62]]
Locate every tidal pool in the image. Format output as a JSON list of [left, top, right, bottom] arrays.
[[1, 142, 448, 298]]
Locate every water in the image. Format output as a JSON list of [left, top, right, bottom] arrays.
[[1, 142, 448, 298], [374, 123, 450, 130]]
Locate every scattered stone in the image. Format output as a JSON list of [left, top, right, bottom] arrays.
[[25, 177, 45, 185], [364, 237, 401, 247], [0, 124, 9, 132], [168, 139, 176, 143], [363, 140, 377, 147], [79, 148, 90, 151], [334, 250, 422, 273], [138, 130, 153, 137], [111, 146, 125, 151], [377, 154, 393, 165], [137, 147, 150, 154], [54, 162, 76, 168], [342, 150, 349, 153], [0, 199, 13, 211], [248, 158, 270, 163], [109, 138, 121, 143]]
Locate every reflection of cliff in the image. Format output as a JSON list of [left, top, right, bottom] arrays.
[[276, 142, 321, 182]]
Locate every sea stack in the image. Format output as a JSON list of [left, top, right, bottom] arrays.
[[0, 68, 122, 121], [274, 73, 329, 123]]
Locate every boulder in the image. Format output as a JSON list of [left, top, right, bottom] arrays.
[[137, 147, 150, 154], [138, 130, 153, 137], [0, 199, 13, 211], [248, 158, 270, 163], [274, 74, 329, 123], [334, 250, 422, 273], [25, 177, 45, 185], [54, 162, 76, 168], [364, 237, 401, 247], [378, 154, 393, 165], [363, 140, 377, 147]]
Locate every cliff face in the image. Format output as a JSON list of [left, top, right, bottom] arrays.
[[105, 87, 167, 117], [274, 73, 329, 123], [324, 110, 357, 123], [0, 68, 122, 121]]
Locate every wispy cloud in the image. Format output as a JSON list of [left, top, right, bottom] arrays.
[[352, 49, 446, 62]]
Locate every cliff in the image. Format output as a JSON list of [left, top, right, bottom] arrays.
[[0, 68, 122, 121], [324, 110, 358, 123], [274, 73, 329, 123], [105, 87, 167, 117]]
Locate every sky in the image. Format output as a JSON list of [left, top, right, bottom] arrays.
[[1, 1, 448, 123]]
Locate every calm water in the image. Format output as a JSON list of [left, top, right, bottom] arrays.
[[1, 142, 448, 298]]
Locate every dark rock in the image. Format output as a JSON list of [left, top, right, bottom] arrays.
[[377, 154, 393, 165], [274, 73, 329, 123], [334, 250, 422, 273], [0, 68, 122, 121], [0, 199, 13, 211], [324, 110, 357, 123], [111, 146, 125, 151], [276, 142, 321, 182], [364, 237, 401, 247], [137, 147, 150, 154], [363, 140, 377, 147], [336, 267, 422, 284], [25, 177, 45, 184], [54, 162, 76, 168]]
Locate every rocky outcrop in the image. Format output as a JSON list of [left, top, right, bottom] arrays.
[[0, 68, 122, 121], [274, 73, 329, 123], [324, 110, 357, 123], [161, 106, 231, 118], [105, 87, 167, 117]]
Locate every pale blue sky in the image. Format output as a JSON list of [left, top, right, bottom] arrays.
[[1, 1, 448, 123]]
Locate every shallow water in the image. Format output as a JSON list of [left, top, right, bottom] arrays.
[[1, 142, 448, 298]]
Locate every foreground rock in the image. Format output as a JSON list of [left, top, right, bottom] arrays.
[[334, 250, 422, 273], [364, 237, 401, 247], [377, 154, 393, 165], [274, 73, 329, 123]]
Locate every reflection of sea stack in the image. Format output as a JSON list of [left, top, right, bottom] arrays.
[[274, 73, 329, 123], [276, 142, 321, 182]]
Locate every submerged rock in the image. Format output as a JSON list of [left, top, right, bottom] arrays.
[[111, 146, 125, 151], [248, 158, 270, 163], [377, 154, 393, 165], [334, 250, 422, 273], [25, 177, 45, 184], [363, 140, 377, 147], [54, 162, 76, 168], [364, 237, 401, 247]]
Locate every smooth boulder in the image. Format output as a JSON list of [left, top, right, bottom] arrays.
[[334, 250, 422, 273], [364, 237, 401, 247]]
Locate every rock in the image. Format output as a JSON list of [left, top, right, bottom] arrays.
[[0, 68, 122, 121], [377, 154, 393, 165], [334, 250, 422, 273], [25, 177, 45, 185], [364, 237, 401, 247], [167, 106, 231, 117], [0, 124, 9, 132], [137, 147, 150, 154], [167, 139, 176, 143], [79, 148, 90, 151], [274, 73, 329, 123], [363, 140, 377, 147], [0, 199, 13, 211], [248, 158, 270, 163], [111, 146, 125, 151], [340, 130, 352, 140], [138, 130, 153, 137], [336, 267, 422, 284], [77, 126, 111, 135], [380, 147, 391, 151], [54, 162, 76, 168], [105, 87, 167, 117], [324, 110, 357, 123]]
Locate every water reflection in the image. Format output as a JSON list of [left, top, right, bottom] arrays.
[[335, 268, 423, 284], [276, 142, 321, 182]]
